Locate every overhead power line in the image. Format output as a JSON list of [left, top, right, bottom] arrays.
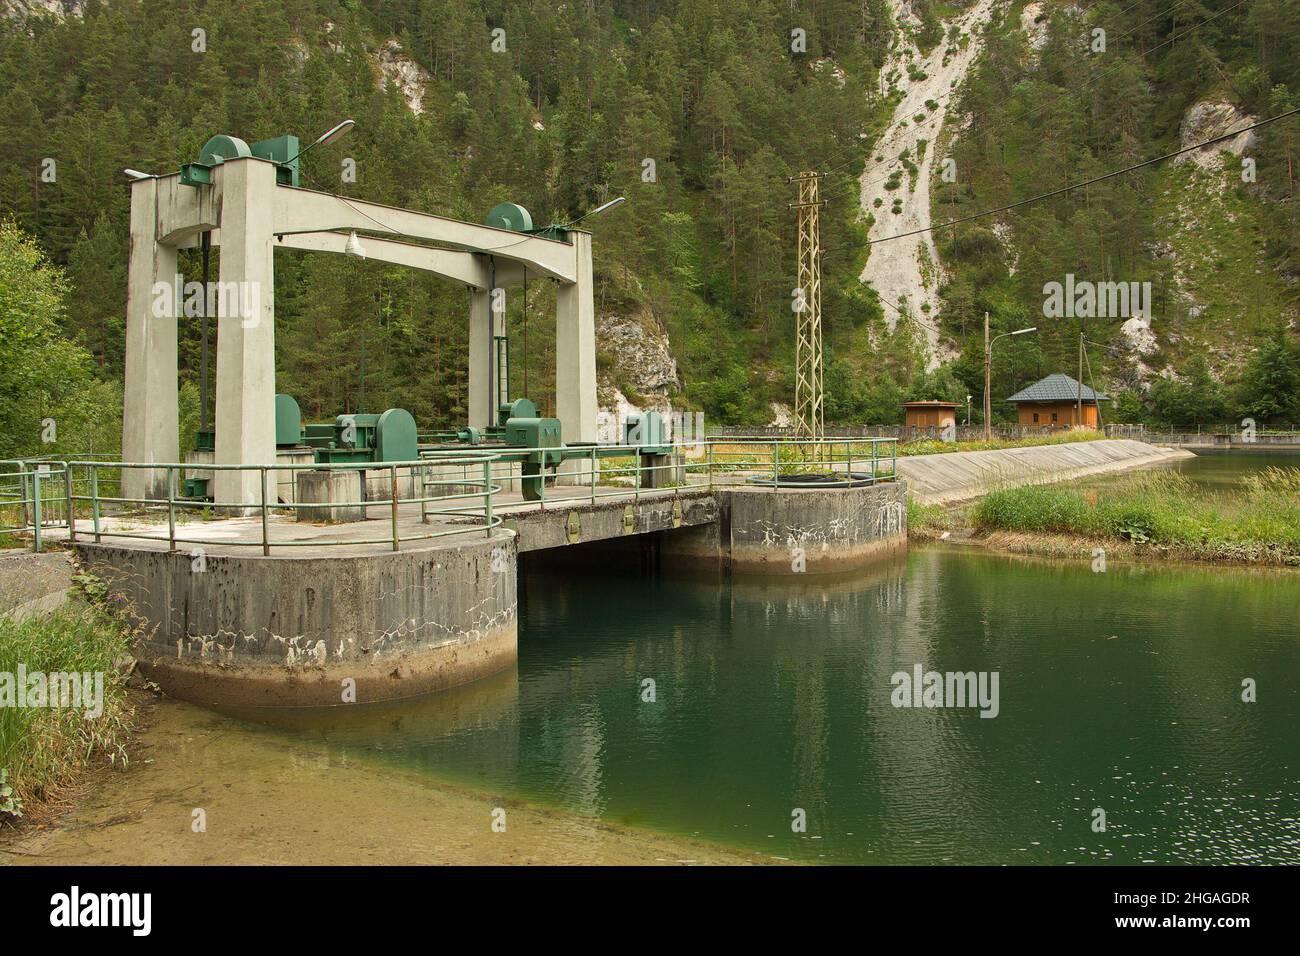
[[866, 106, 1300, 246], [814, 0, 1247, 188]]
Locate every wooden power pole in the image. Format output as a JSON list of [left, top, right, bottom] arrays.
[[983, 311, 992, 441], [792, 171, 824, 447]]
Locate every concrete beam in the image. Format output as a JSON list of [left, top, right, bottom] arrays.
[[122, 176, 179, 501], [212, 158, 278, 510], [156, 173, 218, 245], [274, 187, 577, 283], [152, 164, 552, 276], [275, 232, 492, 289]]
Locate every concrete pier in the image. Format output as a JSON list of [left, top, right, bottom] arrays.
[[660, 481, 908, 574], [75, 533, 516, 708]]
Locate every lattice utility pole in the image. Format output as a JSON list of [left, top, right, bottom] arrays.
[[791, 171, 824, 447]]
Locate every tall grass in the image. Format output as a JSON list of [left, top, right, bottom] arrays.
[[0, 598, 134, 822], [971, 467, 1300, 563]]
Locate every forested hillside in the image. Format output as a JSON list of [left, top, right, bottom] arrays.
[[927, 0, 1300, 426], [0, 0, 897, 458], [1, 0, 1297, 462]]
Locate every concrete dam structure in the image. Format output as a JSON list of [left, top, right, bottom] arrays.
[[68, 475, 908, 708]]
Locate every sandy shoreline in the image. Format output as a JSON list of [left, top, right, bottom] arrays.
[[0, 695, 776, 866]]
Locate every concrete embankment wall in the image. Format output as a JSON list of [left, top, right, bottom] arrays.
[[75, 534, 517, 708], [0, 550, 73, 620], [898, 439, 1194, 506]]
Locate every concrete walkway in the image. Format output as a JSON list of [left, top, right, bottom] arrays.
[[42, 482, 715, 558], [898, 439, 1194, 505]]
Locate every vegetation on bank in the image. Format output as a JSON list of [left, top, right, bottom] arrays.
[[895, 429, 1110, 457], [0, 223, 122, 460], [907, 498, 958, 536], [0, 575, 135, 825], [964, 468, 1300, 565]]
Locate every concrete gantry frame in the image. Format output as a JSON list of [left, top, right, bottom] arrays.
[[121, 155, 597, 507]]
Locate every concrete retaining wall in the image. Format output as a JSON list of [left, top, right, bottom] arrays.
[[58, 478, 911, 707], [0, 550, 73, 619], [898, 439, 1194, 505], [74, 533, 517, 708]]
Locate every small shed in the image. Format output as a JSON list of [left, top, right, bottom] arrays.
[[1006, 373, 1108, 428], [901, 400, 961, 431]]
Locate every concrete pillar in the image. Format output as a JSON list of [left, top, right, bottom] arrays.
[[212, 158, 278, 510], [296, 469, 363, 523], [467, 285, 495, 431], [555, 231, 597, 443], [122, 177, 179, 501]]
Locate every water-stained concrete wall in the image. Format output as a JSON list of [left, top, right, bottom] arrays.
[[75, 533, 517, 707], [660, 481, 908, 574], [506, 490, 718, 552]]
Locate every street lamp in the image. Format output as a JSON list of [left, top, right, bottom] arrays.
[[572, 196, 626, 223], [983, 313, 1036, 440], [286, 119, 355, 164], [535, 195, 628, 240]]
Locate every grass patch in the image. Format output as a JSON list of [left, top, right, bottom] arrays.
[[0, 581, 135, 825], [907, 498, 956, 535], [896, 429, 1108, 457], [970, 468, 1300, 564]]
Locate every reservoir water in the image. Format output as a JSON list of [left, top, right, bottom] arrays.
[[254, 543, 1300, 865], [1163, 447, 1299, 489]]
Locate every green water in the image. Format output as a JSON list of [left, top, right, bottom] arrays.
[[1163, 448, 1300, 489], [262, 547, 1300, 865]]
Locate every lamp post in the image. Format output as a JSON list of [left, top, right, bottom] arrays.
[[983, 312, 1036, 440], [286, 119, 355, 164]]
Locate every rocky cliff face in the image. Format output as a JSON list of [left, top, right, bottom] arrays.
[[1173, 101, 1258, 173], [596, 309, 681, 418], [859, 0, 1001, 368], [2, 0, 82, 19], [376, 39, 429, 114]]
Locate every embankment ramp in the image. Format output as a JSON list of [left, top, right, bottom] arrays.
[[899, 439, 1194, 506]]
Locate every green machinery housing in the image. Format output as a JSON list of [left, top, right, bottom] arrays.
[[276, 395, 419, 463], [441, 399, 674, 501], [186, 394, 672, 502]]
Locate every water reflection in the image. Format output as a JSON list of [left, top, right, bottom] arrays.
[[246, 545, 1300, 864], [1159, 448, 1299, 488]]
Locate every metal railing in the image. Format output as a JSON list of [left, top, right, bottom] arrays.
[[420, 437, 898, 511], [1, 459, 74, 553], [1, 438, 898, 553], [1105, 423, 1300, 445], [52, 456, 501, 556]]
